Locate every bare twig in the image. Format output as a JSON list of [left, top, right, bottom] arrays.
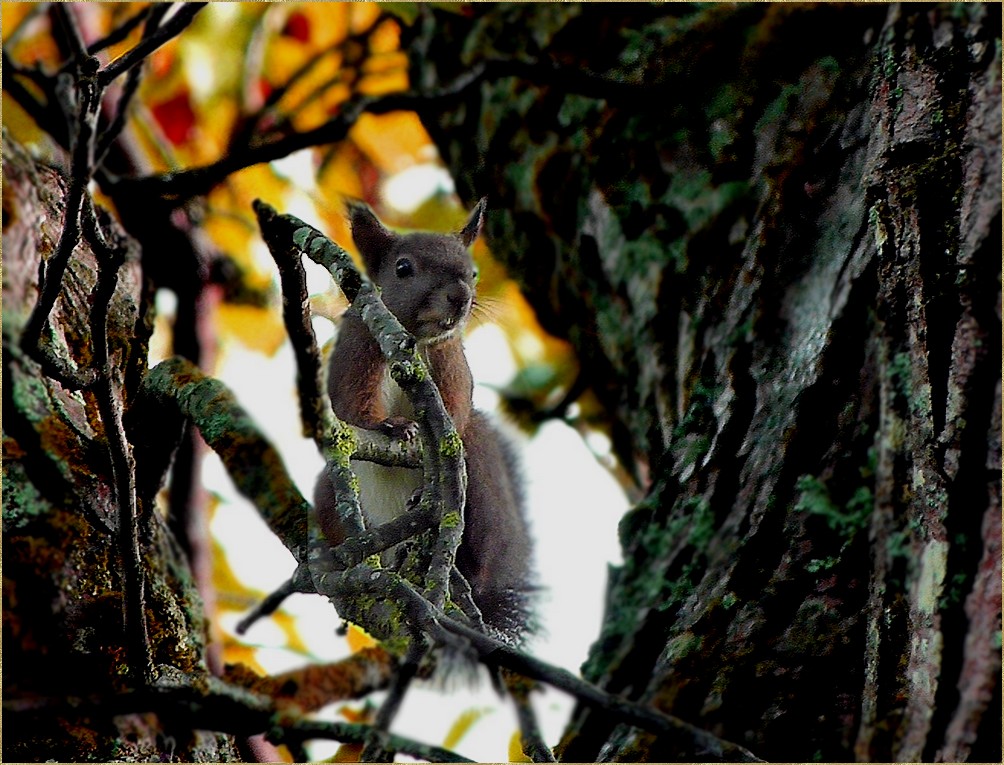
[[94, 4, 175, 169], [86, 4, 159, 57], [112, 53, 651, 205], [449, 566, 488, 633], [504, 671, 556, 763], [52, 4, 89, 62], [272, 719, 474, 763], [441, 615, 762, 762], [81, 196, 154, 683], [235, 563, 315, 636], [258, 211, 328, 445], [237, 9, 388, 146], [97, 3, 207, 88], [20, 57, 102, 389], [360, 638, 429, 762]]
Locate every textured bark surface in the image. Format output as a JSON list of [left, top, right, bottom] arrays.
[[2, 134, 240, 761], [406, 4, 1001, 761]]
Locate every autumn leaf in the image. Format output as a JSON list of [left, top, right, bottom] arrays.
[[443, 707, 494, 750], [151, 89, 197, 146]]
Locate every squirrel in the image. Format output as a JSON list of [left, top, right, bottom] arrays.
[[313, 199, 534, 644]]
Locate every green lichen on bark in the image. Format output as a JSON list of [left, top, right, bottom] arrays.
[[439, 430, 463, 458], [410, 3, 1000, 761]]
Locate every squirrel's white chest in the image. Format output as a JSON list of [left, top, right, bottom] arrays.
[[379, 365, 414, 420], [357, 366, 422, 528]]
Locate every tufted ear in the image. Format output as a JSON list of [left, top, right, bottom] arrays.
[[458, 197, 487, 248], [347, 200, 396, 273]]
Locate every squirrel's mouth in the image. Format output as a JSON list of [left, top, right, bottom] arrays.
[[415, 314, 466, 344]]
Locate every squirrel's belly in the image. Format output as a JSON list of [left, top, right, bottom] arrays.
[[354, 461, 423, 528]]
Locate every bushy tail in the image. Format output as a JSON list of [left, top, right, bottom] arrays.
[[458, 411, 537, 646]]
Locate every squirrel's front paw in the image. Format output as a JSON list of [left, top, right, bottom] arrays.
[[380, 416, 419, 441]]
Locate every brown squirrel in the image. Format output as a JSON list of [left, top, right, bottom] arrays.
[[314, 200, 533, 643]]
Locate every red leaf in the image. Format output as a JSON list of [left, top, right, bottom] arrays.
[[151, 91, 196, 146], [282, 11, 311, 42]]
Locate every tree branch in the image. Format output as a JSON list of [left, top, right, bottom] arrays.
[[111, 53, 650, 206], [138, 356, 310, 555], [97, 3, 206, 89], [254, 201, 467, 611], [86, 4, 161, 57], [81, 194, 154, 683]]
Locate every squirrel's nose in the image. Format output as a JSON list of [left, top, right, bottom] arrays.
[[446, 282, 473, 316]]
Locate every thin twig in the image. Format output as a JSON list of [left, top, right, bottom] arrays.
[[360, 638, 429, 762], [259, 212, 328, 445], [94, 62, 141, 166], [235, 564, 315, 636], [441, 615, 762, 762], [449, 566, 488, 633], [113, 54, 651, 204], [238, 10, 387, 144], [52, 3, 89, 62], [1, 49, 69, 147], [273, 719, 474, 763], [86, 4, 158, 56], [97, 3, 206, 89], [504, 671, 556, 762], [20, 64, 103, 389], [82, 195, 155, 684], [93, 3, 173, 165], [93, 0, 161, 170]]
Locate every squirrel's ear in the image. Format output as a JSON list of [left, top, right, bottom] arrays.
[[347, 199, 396, 271], [458, 197, 487, 248]]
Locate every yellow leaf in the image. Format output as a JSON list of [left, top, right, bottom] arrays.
[[272, 609, 312, 658], [369, 18, 401, 54], [338, 701, 375, 724], [2, 92, 47, 151], [222, 643, 270, 678], [211, 531, 266, 612], [217, 303, 287, 356], [348, 3, 381, 35], [349, 112, 434, 174], [508, 731, 532, 763], [330, 742, 364, 762], [356, 67, 409, 98], [346, 623, 378, 653], [443, 707, 494, 750]]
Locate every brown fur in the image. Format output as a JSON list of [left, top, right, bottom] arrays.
[[315, 201, 533, 642]]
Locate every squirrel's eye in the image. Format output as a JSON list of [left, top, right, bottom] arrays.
[[395, 258, 413, 278], [472, 266, 480, 283]]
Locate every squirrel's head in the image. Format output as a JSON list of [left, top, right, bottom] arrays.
[[348, 199, 486, 344]]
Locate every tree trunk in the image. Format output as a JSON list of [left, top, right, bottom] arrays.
[[2, 133, 240, 761], [406, 3, 1001, 761]]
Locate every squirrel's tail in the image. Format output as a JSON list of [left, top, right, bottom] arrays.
[[458, 410, 537, 646]]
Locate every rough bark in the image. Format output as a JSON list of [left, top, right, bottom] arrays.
[[406, 3, 1001, 761], [2, 133, 240, 761]]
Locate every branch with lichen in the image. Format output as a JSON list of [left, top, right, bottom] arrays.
[[253, 199, 467, 612]]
